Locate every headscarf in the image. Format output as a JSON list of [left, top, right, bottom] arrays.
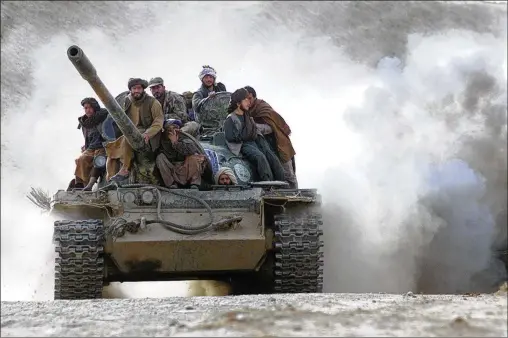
[[199, 65, 217, 81], [163, 119, 183, 129], [214, 167, 238, 185]]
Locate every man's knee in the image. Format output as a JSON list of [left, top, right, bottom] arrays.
[[248, 152, 266, 164], [155, 153, 167, 167], [76, 154, 92, 164], [242, 145, 262, 159], [186, 154, 206, 169]]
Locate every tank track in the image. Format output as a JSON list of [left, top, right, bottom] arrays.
[[53, 219, 105, 300], [273, 212, 324, 293]]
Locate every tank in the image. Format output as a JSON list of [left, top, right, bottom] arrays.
[[50, 45, 324, 300]]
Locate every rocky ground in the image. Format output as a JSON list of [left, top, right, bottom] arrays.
[[1, 292, 507, 337]]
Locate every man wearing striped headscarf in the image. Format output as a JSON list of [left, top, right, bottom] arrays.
[[192, 65, 227, 116]]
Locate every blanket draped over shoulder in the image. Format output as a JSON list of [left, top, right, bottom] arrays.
[[249, 99, 295, 163]]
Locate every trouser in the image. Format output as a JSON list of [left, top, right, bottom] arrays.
[[262, 133, 298, 188], [282, 160, 298, 189], [241, 137, 285, 182], [105, 135, 134, 180], [156, 153, 206, 187], [74, 148, 106, 184]]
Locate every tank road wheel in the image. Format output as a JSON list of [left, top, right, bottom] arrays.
[[53, 219, 105, 300], [273, 212, 324, 293]]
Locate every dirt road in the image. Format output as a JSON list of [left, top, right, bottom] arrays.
[[1, 293, 506, 337]]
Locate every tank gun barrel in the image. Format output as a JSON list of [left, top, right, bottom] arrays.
[[67, 45, 145, 151]]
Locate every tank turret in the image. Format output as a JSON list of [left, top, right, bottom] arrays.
[[67, 45, 146, 152]]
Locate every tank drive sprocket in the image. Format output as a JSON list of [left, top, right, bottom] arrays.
[[273, 212, 324, 293], [53, 219, 105, 300]]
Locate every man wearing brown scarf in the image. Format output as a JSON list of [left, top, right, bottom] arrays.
[[244, 86, 298, 189], [106, 78, 164, 182], [223, 88, 285, 182], [68, 97, 108, 191]]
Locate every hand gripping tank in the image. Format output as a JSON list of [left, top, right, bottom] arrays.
[[50, 45, 324, 300]]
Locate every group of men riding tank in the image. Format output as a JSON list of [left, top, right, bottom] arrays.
[[69, 65, 298, 192]]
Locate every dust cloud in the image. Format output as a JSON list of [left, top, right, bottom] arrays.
[[1, 1, 506, 300]]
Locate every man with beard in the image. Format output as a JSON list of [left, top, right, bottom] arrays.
[[223, 88, 285, 182], [244, 85, 298, 189], [155, 119, 208, 189], [214, 167, 238, 186], [68, 97, 108, 191], [148, 77, 200, 136], [106, 78, 164, 182], [192, 65, 227, 116]]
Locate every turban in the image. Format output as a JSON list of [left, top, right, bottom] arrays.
[[127, 78, 148, 90], [163, 119, 183, 129], [214, 167, 238, 185], [199, 65, 217, 81]]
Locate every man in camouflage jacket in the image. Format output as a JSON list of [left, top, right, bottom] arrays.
[[148, 77, 200, 136]]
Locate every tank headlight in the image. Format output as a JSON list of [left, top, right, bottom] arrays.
[[93, 155, 107, 169], [141, 190, 155, 205], [234, 163, 251, 183], [123, 191, 136, 204]]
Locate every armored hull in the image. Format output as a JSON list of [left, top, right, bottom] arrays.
[[51, 185, 324, 299]]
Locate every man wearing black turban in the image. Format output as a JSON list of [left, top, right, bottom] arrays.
[[105, 78, 165, 182], [223, 88, 285, 182]]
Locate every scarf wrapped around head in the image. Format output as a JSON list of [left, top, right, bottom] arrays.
[[214, 167, 238, 185], [199, 65, 217, 81], [127, 78, 148, 90], [163, 119, 183, 129]]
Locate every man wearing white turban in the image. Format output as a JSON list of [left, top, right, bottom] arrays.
[[214, 167, 238, 186], [192, 65, 227, 115]]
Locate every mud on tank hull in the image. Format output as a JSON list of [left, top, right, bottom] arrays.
[[50, 185, 324, 300]]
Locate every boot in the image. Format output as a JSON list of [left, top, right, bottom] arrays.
[[83, 177, 98, 191], [69, 177, 85, 190], [67, 179, 77, 192]]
